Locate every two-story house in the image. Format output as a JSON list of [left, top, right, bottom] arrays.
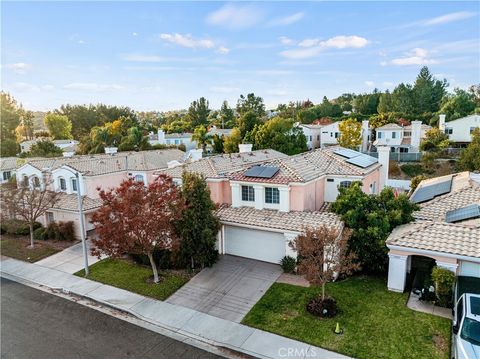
[[159, 146, 383, 264], [15, 149, 185, 238], [439, 114, 480, 145], [374, 121, 430, 153]]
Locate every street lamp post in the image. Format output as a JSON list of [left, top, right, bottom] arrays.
[[63, 166, 89, 276], [74, 171, 89, 277]]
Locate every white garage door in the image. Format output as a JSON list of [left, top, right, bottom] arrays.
[[459, 261, 480, 277], [224, 225, 285, 264]]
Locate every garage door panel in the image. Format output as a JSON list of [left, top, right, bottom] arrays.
[[225, 226, 285, 264], [459, 261, 480, 277]]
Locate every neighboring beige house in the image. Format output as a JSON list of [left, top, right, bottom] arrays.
[[374, 121, 431, 153], [159, 145, 384, 264], [387, 172, 480, 292], [15, 149, 185, 238], [20, 139, 80, 153]]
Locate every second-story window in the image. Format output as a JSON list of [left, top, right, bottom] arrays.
[[22, 175, 29, 187], [392, 131, 397, 139], [445, 128, 453, 135], [3, 171, 11, 181], [339, 181, 352, 189], [241, 185, 255, 202], [59, 177, 67, 191], [32, 176, 40, 188], [71, 178, 78, 192], [134, 174, 144, 184], [377, 132, 382, 139], [265, 187, 280, 204]]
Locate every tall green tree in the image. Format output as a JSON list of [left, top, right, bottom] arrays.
[[248, 117, 307, 155], [118, 126, 150, 151], [238, 111, 261, 138], [177, 172, 220, 269], [458, 128, 480, 171], [44, 113, 73, 139], [391, 83, 415, 114], [438, 88, 476, 121], [224, 128, 242, 153], [1, 92, 22, 143], [191, 125, 213, 153], [412, 66, 448, 114], [28, 140, 63, 157], [354, 91, 381, 115], [218, 100, 235, 128], [236, 93, 266, 118], [331, 183, 418, 273], [186, 97, 210, 128]]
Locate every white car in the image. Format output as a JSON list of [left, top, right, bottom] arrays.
[[452, 293, 480, 359]]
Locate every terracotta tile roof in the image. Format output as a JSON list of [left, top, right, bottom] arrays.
[[387, 221, 480, 259], [376, 123, 403, 130], [157, 149, 288, 179], [414, 178, 480, 222], [216, 205, 343, 233], [230, 146, 380, 184], [22, 149, 184, 176], [0, 157, 19, 171], [51, 192, 102, 212]]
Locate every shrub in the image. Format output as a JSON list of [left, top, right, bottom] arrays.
[[431, 266, 455, 308], [306, 295, 338, 318], [45, 221, 76, 241], [130, 249, 179, 270], [0, 219, 42, 235], [280, 256, 297, 273], [33, 227, 47, 241], [400, 163, 423, 178], [410, 175, 427, 192], [388, 160, 401, 177]]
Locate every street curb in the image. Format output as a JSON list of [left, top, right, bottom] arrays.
[[0, 271, 256, 359]]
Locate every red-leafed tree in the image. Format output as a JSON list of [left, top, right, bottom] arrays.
[[91, 175, 184, 283]]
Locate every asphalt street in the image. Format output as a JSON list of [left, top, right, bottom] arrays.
[[0, 278, 224, 359]]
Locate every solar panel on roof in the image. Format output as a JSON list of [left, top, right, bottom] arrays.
[[345, 154, 378, 168], [445, 204, 480, 223], [334, 148, 361, 159], [410, 178, 452, 203], [244, 166, 280, 179]]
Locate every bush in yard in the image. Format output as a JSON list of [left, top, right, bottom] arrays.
[[33, 227, 47, 241], [400, 163, 424, 178], [431, 266, 455, 308], [129, 249, 182, 270], [291, 226, 359, 318], [280, 256, 297, 273], [1, 219, 42, 235], [45, 221, 76, 241]]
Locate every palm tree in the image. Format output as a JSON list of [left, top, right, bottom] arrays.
[[192, 125, 213, 153]]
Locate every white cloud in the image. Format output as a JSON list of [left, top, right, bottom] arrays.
[[280, 35, 368, 59], [268, 12, 304, 27], [365, 81, 375, 87], [423, 11, 476, 26], [210, 86, 239, 94], [279, 36, 295, 46], [390, 47, 438, 66], [11, 82, 53, 92], [159, 33, 215, 49], [69, 33, 86, 45], [5, 62, 32, 74], [216, 46, 230, 55], [63, 83, 124, 92], [132, 32, 138, 36], [206, 4, 264, 30]]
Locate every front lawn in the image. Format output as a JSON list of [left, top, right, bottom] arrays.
[[75, 258, 193, 301], [242, 276, 451, 359], [0, 237, 61, 262]]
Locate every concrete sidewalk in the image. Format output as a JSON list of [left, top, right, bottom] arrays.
[[36, 241, 104, 274], [1, 257, 349, 359]]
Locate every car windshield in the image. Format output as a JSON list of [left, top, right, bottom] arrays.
[[461, 318, 480, 346]]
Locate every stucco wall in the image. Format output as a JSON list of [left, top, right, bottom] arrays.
[[362, 169, 380, 195], [84, 173, 128, 198], [207, 180, 232, 205], [290, 179, 325, 211], [39, 210, 96, 239]]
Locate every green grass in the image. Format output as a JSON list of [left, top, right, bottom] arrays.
[[0, 238, 60, 262], [242, 276, 451, 359], [75, 258, 192, 301]]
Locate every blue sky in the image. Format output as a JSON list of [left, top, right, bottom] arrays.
[[2, 1, 479, 111]]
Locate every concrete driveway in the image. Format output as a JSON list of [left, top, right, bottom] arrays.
[[166, 255, 281, 323]]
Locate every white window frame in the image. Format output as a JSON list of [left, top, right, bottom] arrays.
[[59, 177, 67, 191], [265, 187, 280, 204], [71, 178, 78, 192], [241, 185, 255, 202]]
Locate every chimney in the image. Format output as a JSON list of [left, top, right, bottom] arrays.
[[105, 147, 118, 155], [377, 146, 390, 191], [410, 121, 422, 152], [157, 128, 166, 144], [438, 114, 446, 132], [361, 120, 369, 152], [188, 149, 203, 161], [238, 143, 253, 153]]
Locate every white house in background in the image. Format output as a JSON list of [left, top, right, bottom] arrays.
[[148, 129, 195, 150], [20, 139, 79, 153], [320, 122, 341, 147], [0, 157, 18, 184], [374, 121, 430, 153], [439, 114, 480, 144], [386, 172, 480, 293], [297, 124, 322, 150]]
